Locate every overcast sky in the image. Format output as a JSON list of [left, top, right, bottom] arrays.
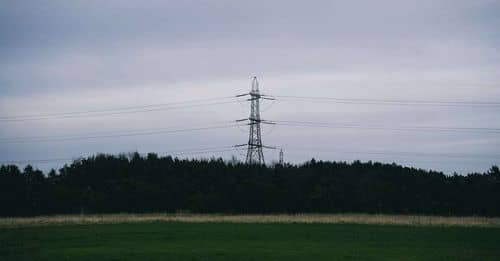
[[1, 0, 499, 174]]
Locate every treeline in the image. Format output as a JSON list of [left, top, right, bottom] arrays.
[[1, 153, 499, 217]]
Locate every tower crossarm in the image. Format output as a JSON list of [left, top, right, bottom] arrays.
[[236, 118, 275, 124]]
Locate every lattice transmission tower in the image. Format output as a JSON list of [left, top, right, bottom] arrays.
[[279, 149, 284, 165], [235, 77, 275, 164]]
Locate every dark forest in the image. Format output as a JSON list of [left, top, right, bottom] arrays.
[[1, 153, 499, 217]]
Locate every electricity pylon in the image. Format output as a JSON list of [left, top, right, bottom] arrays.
[[235, 77, 275, 165], [279, 149, 284, 166]]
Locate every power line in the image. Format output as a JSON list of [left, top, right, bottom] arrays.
[[0, 123, 241, 144], [284, 151, 498, 166], [2, 94, 498, 123], [275, 95, 500, 107], [282, 146, 500, 160], [1, 84, 498, 169], [0, 157, 74, 164], [273, 120, 500, 134], [0, 146, 246, 165], [170, 147, 246, 156], [2, 146, 496, 166], [1, 119, 496, 145], [0, 96, 234, 119], [0, 97, 237, 122], [2, 93, 498, 122], [0, 120, 234, 141]]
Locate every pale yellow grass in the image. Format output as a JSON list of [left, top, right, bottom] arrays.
[[1, 213, 500, 228]]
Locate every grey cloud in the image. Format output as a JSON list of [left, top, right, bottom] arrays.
[[0, 0, 499, 173]]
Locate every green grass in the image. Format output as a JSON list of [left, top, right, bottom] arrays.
[[1, 222, 499, 260]]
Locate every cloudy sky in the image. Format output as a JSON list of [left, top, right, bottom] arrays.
[[1, 0, 499, 174]]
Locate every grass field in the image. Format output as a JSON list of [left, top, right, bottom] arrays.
[[1, 215, 500, 260]]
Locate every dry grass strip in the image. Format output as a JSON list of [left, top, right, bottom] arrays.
[[1, 213, 500, 228]]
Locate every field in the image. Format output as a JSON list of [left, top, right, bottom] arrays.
[[1, 214, 500, 260]]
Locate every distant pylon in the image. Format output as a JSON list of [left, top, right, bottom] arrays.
[[235, 77, 276, 165], [279, 149, 284, 165]]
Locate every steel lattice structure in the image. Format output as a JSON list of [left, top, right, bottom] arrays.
[[235, 77, 275, 165], [245, 77, 265, 164], [279, 148, 284, 165]]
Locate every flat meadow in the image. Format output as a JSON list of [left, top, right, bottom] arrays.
[[1, 214, 500, 260]]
